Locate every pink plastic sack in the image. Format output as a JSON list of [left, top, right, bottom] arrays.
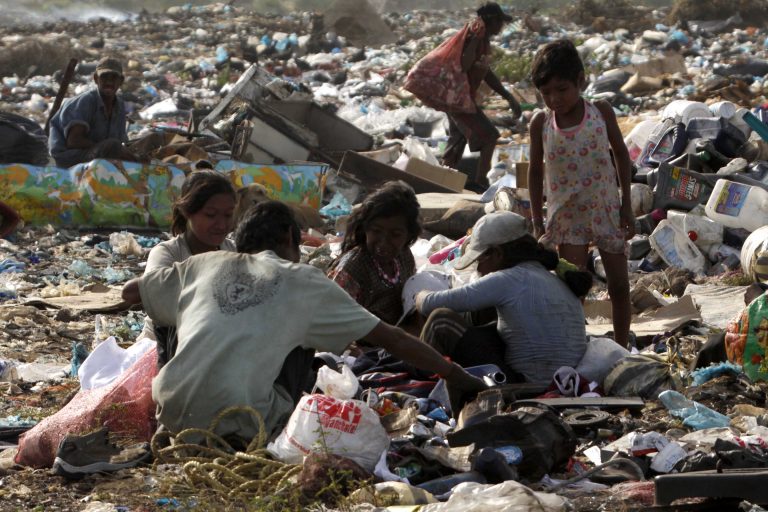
[[15, 347, 158, 468], [404, 22, 479, 114]]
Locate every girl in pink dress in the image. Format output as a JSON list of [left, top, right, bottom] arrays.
[[528, 39, 635, 348]]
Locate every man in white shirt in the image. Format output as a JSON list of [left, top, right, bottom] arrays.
[[122, 201, 485, 443]]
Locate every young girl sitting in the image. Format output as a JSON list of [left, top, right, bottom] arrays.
[[328, 181, 420, 326], [141, 170, 237, 365], [528, 39, 635, 348]]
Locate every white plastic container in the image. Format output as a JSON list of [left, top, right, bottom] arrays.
[[662, 100, 712, 126], [741, 225, 768, 282], [708, 243, 741, 263], [649, 219, 707, 274], [630, 183, 654, 216], [624, 119, 657, 162], [709, 101, 737, 119], [666, 206, 723, 252], [704, 179, 768, 232]]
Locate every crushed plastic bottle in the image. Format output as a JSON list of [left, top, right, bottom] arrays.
[[68, 259, 95, 277], [101, 266, 134, 284]]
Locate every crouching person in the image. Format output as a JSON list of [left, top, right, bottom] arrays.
[[121, 201, 485, 446], [415, 211, 593, 388]]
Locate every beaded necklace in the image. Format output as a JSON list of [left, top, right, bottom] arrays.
[[373, 256, 401, 287]]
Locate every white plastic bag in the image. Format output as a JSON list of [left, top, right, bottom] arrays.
[[109, 231, 143, 256], [575, 337, 630, 385], [267, 366, 389, 471], [315, 364, 358, 399], [420, 481, 569, 511]]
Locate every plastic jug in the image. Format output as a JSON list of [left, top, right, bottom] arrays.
[[648, 219, 707, 274], [704, 179, 768, 232], [666, 207, 723, 251], [648, 164, 718, 211], [636, 120, 688, 168]]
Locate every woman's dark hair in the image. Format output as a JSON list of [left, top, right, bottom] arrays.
[[530, 39, 585, 88], [498, 234, 593, 297], [341, 181, 421, 253], [234, 200, 301, 254], [171, 170, 236, 236]]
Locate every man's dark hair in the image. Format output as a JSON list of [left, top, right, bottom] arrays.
[[234, 200, 301, 254], [530, 39, 585, 88]]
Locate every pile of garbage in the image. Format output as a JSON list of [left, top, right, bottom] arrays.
[[1, 1, 768, 511]]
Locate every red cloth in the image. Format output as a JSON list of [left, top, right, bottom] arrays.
[[404, 18, 489, 114]]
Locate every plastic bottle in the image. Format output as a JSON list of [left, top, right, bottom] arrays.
[[709, 101, 737, 119], [704, 179, 768, 232], [93, 314, 108, 351], [648, 219, 707, 274], [666, 207, 723, 251], [647, 164, 719, 211], [636, 120, 688, 167]]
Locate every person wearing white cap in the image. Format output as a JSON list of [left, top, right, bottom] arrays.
[[415, 211, 591, 387], [49, 56, 140, 168]]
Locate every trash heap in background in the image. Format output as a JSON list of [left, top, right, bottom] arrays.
[[1, 1, 768, 511]]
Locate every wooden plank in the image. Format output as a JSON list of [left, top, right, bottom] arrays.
[[513, 396, 645, 410]]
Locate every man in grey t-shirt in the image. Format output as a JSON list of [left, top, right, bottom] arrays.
[[122, 201, 486, 443]]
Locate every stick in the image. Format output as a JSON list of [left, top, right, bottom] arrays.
[[45, 58, 79, 136]]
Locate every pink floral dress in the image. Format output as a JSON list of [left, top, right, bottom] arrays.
[[540, 100, 626, 254]]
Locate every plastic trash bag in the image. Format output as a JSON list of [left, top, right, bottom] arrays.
[[403, 22, 478, 114], [603, 353, 684, 399], [575, 337, 631, 385], [315, 364, 359, 400], [396, 270, 452, 325], [419, 481, 569, 511], [658, 390, 731, 430], [319, 191, 352, 219], [267, 366, 389, 471], [16, 347, 158, 468]]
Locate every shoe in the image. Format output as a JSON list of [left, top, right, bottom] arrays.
[[52, 427, 151, 479]]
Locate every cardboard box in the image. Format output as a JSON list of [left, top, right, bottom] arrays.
[[404, 158, 467, 193], [338, 151, 461, 195]]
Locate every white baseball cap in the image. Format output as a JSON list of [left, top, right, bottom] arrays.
[[453, 211, 529, 270]]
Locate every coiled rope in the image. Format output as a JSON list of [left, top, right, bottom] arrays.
[[151, 405, 301, 498]]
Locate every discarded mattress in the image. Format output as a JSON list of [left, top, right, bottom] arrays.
[[0, 158, 327, 228]]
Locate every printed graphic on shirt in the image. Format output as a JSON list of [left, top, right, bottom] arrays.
[[213, 260, 281, 315]]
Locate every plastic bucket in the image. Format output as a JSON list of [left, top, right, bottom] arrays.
[[662, 100, 712, 126], [741, 225, 768, 282]]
